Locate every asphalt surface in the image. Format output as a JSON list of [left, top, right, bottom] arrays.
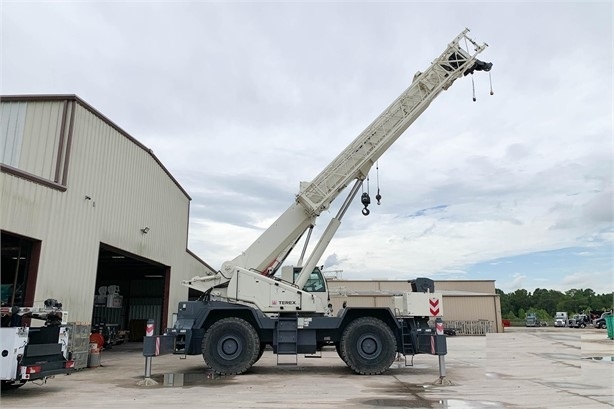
[[1, 327, 612, 408]]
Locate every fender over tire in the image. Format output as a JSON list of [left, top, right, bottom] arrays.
[[202, 317, 260, 375], [340, 317, 397, 375]]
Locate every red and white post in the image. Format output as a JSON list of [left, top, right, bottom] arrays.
[[435, 317, 446, 380], [144, 319, 155, 381]]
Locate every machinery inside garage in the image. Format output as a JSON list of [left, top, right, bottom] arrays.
[[93, 244, 169, 346]]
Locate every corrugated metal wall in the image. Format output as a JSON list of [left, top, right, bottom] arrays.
[[435, 280, 496, 294], [0, 100, 67, 181], [1, 96, 210, 324], [0, 102, 27, 166]]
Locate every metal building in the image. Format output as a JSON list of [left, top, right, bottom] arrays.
[[0, 95, 212, 338], [327, 279, 503, 333]]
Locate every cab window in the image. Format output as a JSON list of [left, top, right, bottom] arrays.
[[301, 269, 326, 293]]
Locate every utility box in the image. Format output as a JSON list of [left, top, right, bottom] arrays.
[[106, 293, 123, 308]]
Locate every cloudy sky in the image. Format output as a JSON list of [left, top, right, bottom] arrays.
[[2, 1, 612, 294]]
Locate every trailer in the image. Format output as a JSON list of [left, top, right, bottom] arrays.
[[1, 300, 75, 390]]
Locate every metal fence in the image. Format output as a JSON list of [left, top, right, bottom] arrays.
[[442, 320, 495, 336]]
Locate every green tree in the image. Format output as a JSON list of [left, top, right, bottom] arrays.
[[495, 288, 612, 320], [508, 289, 530, 317]]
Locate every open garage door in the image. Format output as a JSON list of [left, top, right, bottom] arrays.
[[93, 244, 169, 346], [1, 231, 40, 308]]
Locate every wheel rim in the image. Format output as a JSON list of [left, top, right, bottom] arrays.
[[356, 333, 381, 360], [217, 335, 242, 360]]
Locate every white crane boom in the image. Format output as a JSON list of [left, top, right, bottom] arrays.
[[184, 29, 491, 311], [299, 29, 489, 216]]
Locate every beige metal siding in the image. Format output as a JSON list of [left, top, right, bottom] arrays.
[[435, 280, 495, 293], [442, 296, 498, 321], [1, 97, 210, 324], [378, 281, 414, 292], [69, 103, 190, 259], [443, 295, 503, 333], [1, 101, 27, 166], [0, 101, 67, 181]]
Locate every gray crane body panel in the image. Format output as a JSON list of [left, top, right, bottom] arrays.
[[166, 299, 445, 358]]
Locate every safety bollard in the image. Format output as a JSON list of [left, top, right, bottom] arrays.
[[431, 317, 452, 385], [435, 318, 446, 380], [137, 319, 158, 386], [144, 319, 154, 377]]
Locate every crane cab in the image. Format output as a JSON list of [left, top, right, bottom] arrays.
[[281, 265, 329, 312], [281, 266, 327, 292]]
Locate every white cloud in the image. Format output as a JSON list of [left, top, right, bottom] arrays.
[[2, 2, 612, 292], [561, 270, 614, 293]]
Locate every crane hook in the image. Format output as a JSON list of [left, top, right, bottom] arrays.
[[361, 192, 371, 216], [376, 188, 381, 205]]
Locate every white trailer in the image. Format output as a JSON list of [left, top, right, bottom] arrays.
[[0, 300, 74, 389]]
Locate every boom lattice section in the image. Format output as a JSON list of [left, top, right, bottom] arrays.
[[298, 29, 489, 216]]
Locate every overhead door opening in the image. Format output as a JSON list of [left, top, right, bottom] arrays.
[[1, 231, 40, 308], [93, 244, 169, 346]]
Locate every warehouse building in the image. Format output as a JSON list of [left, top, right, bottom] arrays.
[[0, 95, 213, 342]]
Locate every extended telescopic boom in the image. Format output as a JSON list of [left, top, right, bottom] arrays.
[[185, 29, 492, 306]]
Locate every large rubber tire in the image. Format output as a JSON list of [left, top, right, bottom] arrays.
[[253, 344, 266, 364], [340, 317, 397, 375], [202, 317, 260, 375], [335, 343, 349, 366]]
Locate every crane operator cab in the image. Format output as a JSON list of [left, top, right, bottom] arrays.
[[281, 265, 327, 292], [281, 265, 329, 312]]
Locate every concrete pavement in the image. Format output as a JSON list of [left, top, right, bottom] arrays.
[[1, 326, 612, 408]]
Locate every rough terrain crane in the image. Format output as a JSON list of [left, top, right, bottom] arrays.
[[164, 29, 492, 376]]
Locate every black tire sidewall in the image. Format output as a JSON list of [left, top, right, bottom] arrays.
[[202, 317, 259, 375], [340, 317, 396, 375]]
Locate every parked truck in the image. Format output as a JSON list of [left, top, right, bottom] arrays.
[[0, 300, 74, 390], [162, 29, 492, 376], [568, 314, 590, 328], [554, 312, 569, 327], [594, 311, 612, 329], [525, 313, 541, 327]]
